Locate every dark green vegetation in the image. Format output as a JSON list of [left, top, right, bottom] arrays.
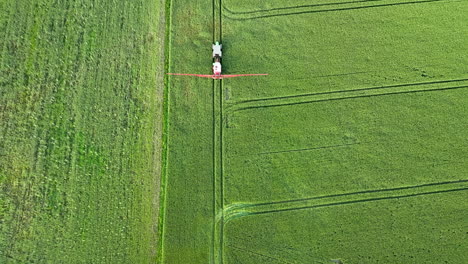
[[0, 0, 165, 263], [160, 0, 468, 263]]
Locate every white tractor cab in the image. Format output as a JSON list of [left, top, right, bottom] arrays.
[[212, 42, 222, 58], [212, 42, 222, 76]]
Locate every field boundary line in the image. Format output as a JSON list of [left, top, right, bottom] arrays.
[[223, 180, 468, 222], [223, 0, 447, 20]]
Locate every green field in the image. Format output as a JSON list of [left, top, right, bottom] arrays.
[[1, 0, 467, 263], [160, 0, 468, 263], [0, 0, 165, 262], [158, 0, 214, 263]]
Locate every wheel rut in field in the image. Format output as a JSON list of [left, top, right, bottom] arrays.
[[257, 142, 364, 156], [212, 0, 224, 263], [224, 0, 384, 14], [236, 78, 468, 105], [157, 0, 173, 262], [223, 179, 468, 222], [212, 78, 225, 264], [223, 0, 448, 20], [227, 78, 468, 112]]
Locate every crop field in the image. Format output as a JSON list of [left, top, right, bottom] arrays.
[[2, 0, 467, 263], [0, 0, 165, 263], [161, 0, 468, 263]]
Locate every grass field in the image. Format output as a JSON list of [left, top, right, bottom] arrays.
[[2, 0, 467, 263], [225, 190, 467, 263], [0, 0, 165, 262], [160, 0, 468, 263]]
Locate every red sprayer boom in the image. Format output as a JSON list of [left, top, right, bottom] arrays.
[[167, 42, 268, 79]]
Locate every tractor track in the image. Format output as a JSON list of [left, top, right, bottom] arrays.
[[211, 0, 216, 261], [219, 76, 225, 264], [223, 180, 468, 221], [223, 0, 384, 15], [212, 78, 225, 264], [211, 0, 217, 261], [219, 0, 223, 42], [219, 1, 224, 262], [244, 179, 468, 207], [212, 0, 224, 263], [257, 142, 363, 155], [223, 0, 447, 20], [235, 78, 468, 105], [211, 78, 217, 264], [156, 0, 172, 262], [231, 84, 468, 112], [248, 187, 468, 216]]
